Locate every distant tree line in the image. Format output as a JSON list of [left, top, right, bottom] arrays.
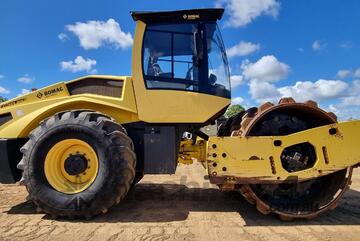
[[224, 104, 244, 118], [0, 96, 7, 103]]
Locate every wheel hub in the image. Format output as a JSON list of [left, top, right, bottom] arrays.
[[64, 154, 88, 176], [44, 139, 99, 194], [280, 142, 316, 172]]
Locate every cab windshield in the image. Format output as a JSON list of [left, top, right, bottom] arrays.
[[142, 22, 230, 98]]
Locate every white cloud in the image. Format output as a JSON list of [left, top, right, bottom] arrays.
[[248, 77, 351, 106], [60, 56, 97, 73], [328, 104, 338, 113], [326, 104, 359, 120], [231, 96, 249, 108], [340, 41, 352, 49], [235, 54, 358, 118], [66, 19, 133, 50], [17, 74, 34, 84], [327, 80, 360, 120], [349, 79, 360, 96], [339, 80, 360, 106], [89, 69, 98, 74], [227, 41, 260, 58], [58, 33, 69, 42], [337, 106, 360, 120], [18, 89, 30, 96], [239, 55, 289, 103], [354, 68, 360, 78], [297, 48, 304, 52], [335, 68, 360, 78], [230, 75, 245, 88], [341, 96, 360, 106], [278, 79, 349, 102], [0, 86, 10, 94], [327, 103, 360, 121], [337, 69, 351, 78], [217, 0, 280, 27], [312, 40, 327, 51], [241, 55, 290, 82], [249, 79, 281, 103]]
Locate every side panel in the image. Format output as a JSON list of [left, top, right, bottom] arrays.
[[144, 126, 176, 174], [0, 76, 139, 138], [124, 123, 194, 174], [207, 120, 360, 184], [132, 21, 230, 123]]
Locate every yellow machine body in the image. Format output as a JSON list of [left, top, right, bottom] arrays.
[[131, 21, 230, 123], [0, 76, 138, 138], [176, 121, 360, 184], [177, 121, 360, 184], [206, 121, 359, 184]]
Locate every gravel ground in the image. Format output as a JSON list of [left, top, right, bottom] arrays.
[[0, 163, 359, 241]]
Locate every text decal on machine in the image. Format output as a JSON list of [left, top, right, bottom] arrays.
[[37, 87, 64, 99]]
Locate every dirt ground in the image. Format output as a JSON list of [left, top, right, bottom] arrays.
[[0, 163, 359, 241]]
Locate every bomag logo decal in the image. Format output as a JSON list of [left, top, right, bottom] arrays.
[[37, 87, 64, 99], [36, 92, 43, 99], [183, 14, 200, 20]]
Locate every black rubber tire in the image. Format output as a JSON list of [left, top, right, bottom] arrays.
[[217, 110, 247, 137], [17, 110, 136, 219]]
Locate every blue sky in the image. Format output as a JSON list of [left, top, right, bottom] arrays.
[[0, 0, 359, 119]]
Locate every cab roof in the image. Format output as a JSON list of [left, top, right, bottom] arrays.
[[131, 8, 224, 23]]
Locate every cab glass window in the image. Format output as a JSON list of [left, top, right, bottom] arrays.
[[206, 24, 231, 95], [142, 23, 231, 98], [142, 24, 199, 91]]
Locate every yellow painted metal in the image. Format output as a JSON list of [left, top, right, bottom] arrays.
[[131, 21, 230, 123], [44, 139, 99, 194], [178, 139, 207, 166], [0, 76, 139, 138], [207, 120, 360, 184]]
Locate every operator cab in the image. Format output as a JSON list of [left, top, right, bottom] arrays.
[[132, 9, 231, 99]]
